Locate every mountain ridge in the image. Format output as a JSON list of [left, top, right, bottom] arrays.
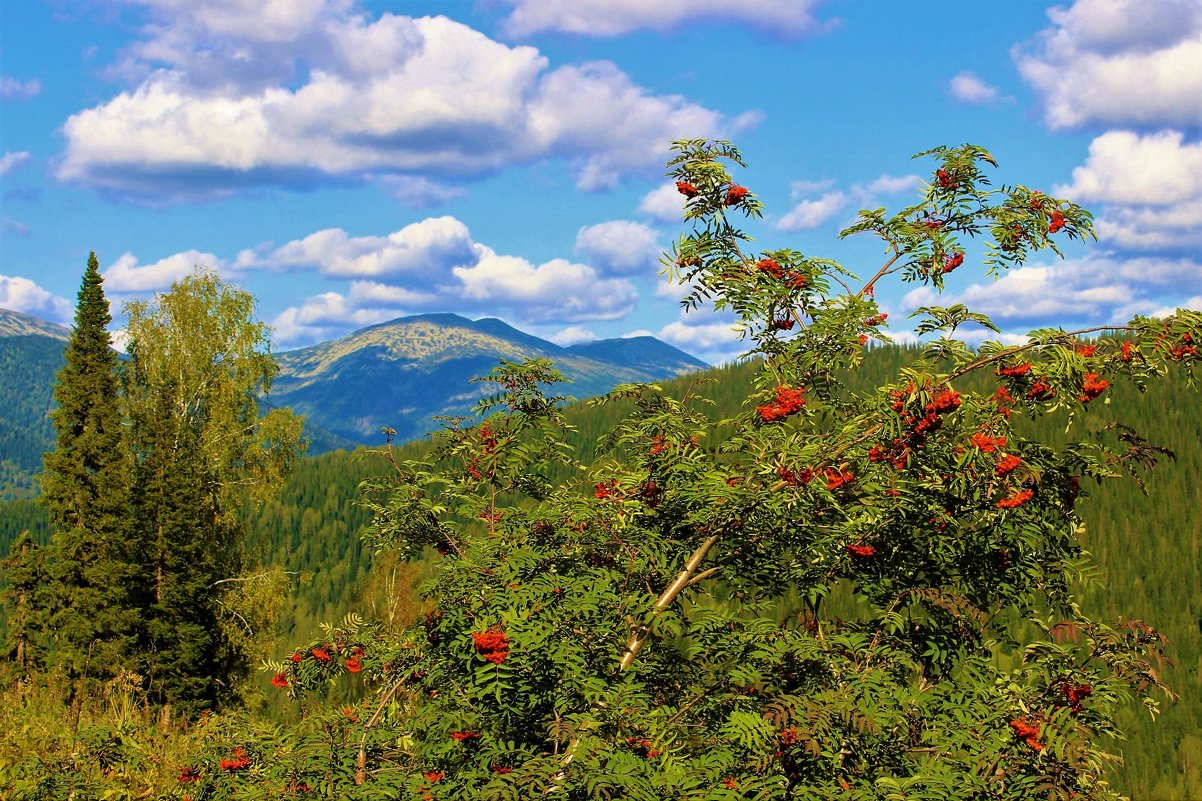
[[270, 313, 708, 449], [0, 307, 708, 486], [0, 308, 70, 341]]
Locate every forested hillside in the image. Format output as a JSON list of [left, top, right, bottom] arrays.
[[2, 345, 1198, 796], [0, 335, 64, 500]]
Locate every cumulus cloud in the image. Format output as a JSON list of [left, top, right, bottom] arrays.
[[574, 220, 662, 275], [0, 151, 32, 176], [103, 249, 226, 292], [269, 291, 400, 346], [56, 7, 745, 200], [1056, 130, 1202, 252], [778, 191, 847, 231], [859, 174, 919, 196], [454, 252, 637, 322], [656, 318, 744, 364], [646, 303, 745, 364], [1015, 0, 1202, 129], [498, 0, 831, 38], [1150, 294, 1202, 317], [547, 325, 598, 346], [0, 76, 42, 100], [233, 215, 641, 345], [902, 255, 1202, 328], [775, 172, 917, 232], [1058, 130, 1202, 206], [947, 71, 1007, 104], [0, 275, 75, 323], [238, 217, 482, 279], [638, 182, 688, 223]]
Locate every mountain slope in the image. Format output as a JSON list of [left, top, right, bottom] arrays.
[[0, 308, 69, 341], [271, 314, 707, 449], [0, 311, 69, 498]]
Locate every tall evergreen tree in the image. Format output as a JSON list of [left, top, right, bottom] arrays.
[[40, 253, 136, 685]]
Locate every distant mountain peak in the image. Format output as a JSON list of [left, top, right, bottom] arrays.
[[0, 308, 70, 341], [272, 312, 707, 450]]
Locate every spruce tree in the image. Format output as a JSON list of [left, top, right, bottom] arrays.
[[40, 253, 136, 685], [132, 405, 243, 709]]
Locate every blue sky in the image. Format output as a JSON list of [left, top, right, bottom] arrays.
[[1, 0, 1200, 363]]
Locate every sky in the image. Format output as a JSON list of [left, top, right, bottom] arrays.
[[1, 0, 1200, 364]]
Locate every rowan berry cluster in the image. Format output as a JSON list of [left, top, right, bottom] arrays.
[[220, 747, 251, 772], [1048, 210, 1066, 234], [756, 257, 807, 289], [996, 488, 1034, 509], [628, 737, 661, 759], [724, 185, 749, 206], [1078, 372, 1109, 404], [1009, 718, 1043, 751], [471, 629, 510, 665], [756, 385, 807, 422], [868, 385, 961, 469], [1058, 681, 1094, 713]]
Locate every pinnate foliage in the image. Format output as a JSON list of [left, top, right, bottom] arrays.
[[43, 141, 1199, 799]]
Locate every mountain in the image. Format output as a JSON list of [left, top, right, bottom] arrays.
[[271, 313, 708, 450], [0, 308, 70, 341], [0, 307, 707, 485], [0, 310, 69, 498]]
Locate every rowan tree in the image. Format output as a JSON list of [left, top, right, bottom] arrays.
[[250, 141, 1198, 800]]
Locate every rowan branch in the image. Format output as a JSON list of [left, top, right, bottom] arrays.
[[619, 533, 721, 672], [947, 324, 1146, 382]]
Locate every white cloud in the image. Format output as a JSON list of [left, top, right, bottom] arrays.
[[1015, 0, 1202, 129], [0, 275, 74, 324], [947, 71, 1006, 104], [498, 0, 831, 38], [1056, 130, 1202, 252], [346, 280, 440, 308], [1058, 130, 1202, 206], [527, 60, 735, 191], [656, 318, 744, 364], [574, 220, 662, 275], [236, 216, 641, 345], [901, 255, 1202, 327], [1151, 295, 1202, 317], [638, 182, 688, 224], [239, 215, 638, 324], [775, 172, 919, 232], [648, 303, 746, 364], [269, 291, 399, 346], [0, 151, 32, 176], [859, 174, 918, 196], [239, 217, 481, 279], [547, 325, 598, 346], [56, 9, 743, 200], [454, 252, 637, 322], [777, 191, 847, 231], [0, 76, 42, 100], [103, 250, 225, 292]]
